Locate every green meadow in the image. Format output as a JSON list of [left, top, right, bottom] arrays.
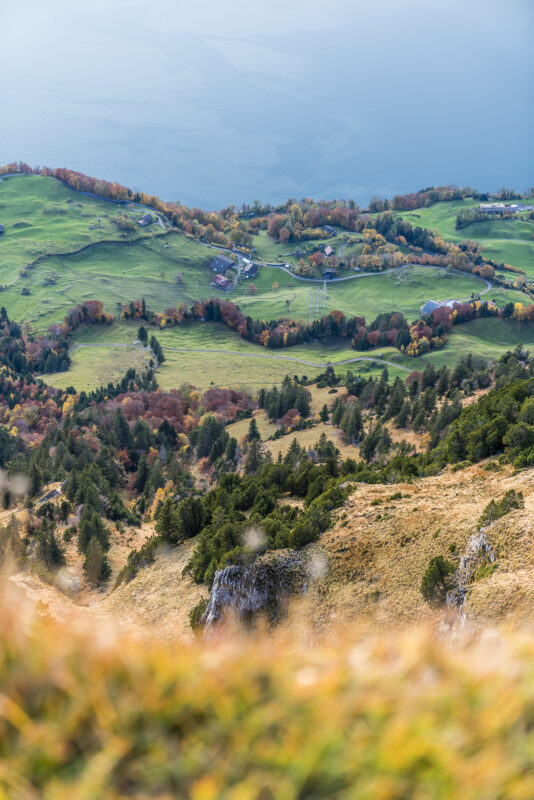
[[232, 265, 524, 324], [1, 177, 528, 335], [44, 320, 404, 392], [43, 315, 534, 393], [3, 176, 534, 392], [395, 199, 534, 276]]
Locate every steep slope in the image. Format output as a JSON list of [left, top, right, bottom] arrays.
[[313, 462, 534, 631]]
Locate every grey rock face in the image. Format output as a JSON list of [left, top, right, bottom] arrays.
[[201, 550, 311, 628], [441, 529, 495, 636]]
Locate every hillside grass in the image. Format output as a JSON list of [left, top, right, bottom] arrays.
[[1, 179, 528, 334], [2, 587, 534, 799], [43, 316, 534, 393], [412, 316, 534, 371], [395, 198, 534, 275], [44, 321, 400, 392], [234, 264, 508, 324]]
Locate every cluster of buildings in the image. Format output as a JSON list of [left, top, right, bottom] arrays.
[[479, 203, 530, 215], [209, 253, 259, 292]]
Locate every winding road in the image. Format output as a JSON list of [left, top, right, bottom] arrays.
[[193, 236, 493, 296]]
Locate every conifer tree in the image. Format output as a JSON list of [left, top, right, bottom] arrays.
[[84, 536, 111, 584], [138, 325, 148, 345], [155, 498, 182, 542], [247, 417, 261, 441], [244, 439, 263, 475]]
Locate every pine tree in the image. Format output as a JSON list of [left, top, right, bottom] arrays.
[[155, 498, 182, 542], [244, 439, 263, 475], [149, 335, 165, 364], [28, 462, 42, 497], [84, 536, 110, 584], [247, 417, 261, 441], [112, 409, 132, 449], [78, 507, 109, 554], [319, 404, 329, 422], [38, 525, 65, 569], [134, 454, 149, 493], [395, 400, 411, 429], [138, 325, 148, 345], [421, 556, 455, 606]]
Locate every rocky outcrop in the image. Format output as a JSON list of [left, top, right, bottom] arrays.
[[442, 529, 495, 635], [201, 549, 315, 628]]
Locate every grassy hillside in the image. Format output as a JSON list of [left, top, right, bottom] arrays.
[[232, 264, 508, 323], [44, 321, 403, 391], [395, 198, 534, 275], [317, 461, 534, 630], [3, 177, 533, 393], [1, 177, 527, 333], [3, 580, 534, 798], [43, 316, 534, 393]]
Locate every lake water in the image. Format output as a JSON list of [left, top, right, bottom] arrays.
[[1, 0, 532, 209]]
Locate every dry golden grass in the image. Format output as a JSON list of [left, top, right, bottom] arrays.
[[312, 462, 534, 632], [225, 409, 278, 444], [2, 583, 534, 798], [263, 422, 358, 461]]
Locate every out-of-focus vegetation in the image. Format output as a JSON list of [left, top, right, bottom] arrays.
[[1, 594, 534, 799]]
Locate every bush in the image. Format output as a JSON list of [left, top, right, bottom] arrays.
[[189, 597, 208, 631], [421, 555, 455, 607], [478, 489, 524, 528]]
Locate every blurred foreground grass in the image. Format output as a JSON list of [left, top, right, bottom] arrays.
[[1, 589, 534, 799]]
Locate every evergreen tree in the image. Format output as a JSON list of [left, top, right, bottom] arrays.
[[421, 556, 455, 607], [78, 507, 109, 554], [28, 462, 42, 497], [395, 399, 411, 428], [244, 439, 263, 475], [155, 498, 182, 542], [134, 453, 149, 493], [247, 417, 261, 441], [37, 524, 65, 569], [112, 409, 132, 449], [138, 325, 148, 345], [319, 404, 329, 422], [84, 536, 111, 584], [149, 335, 165, 364], [437, 367, 450, 396]]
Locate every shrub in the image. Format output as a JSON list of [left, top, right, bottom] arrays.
[[421, 555, 455, 607], [189, 597, 208, 631], [478, 489, 524, 528]]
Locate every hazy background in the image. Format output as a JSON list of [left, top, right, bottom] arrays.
[[1, 0, 532, 209]]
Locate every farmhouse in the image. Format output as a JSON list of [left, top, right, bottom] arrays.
[[209, 254, 235, 274], [420, 300, 443, 316], [322, 224, 335, 235], [322, 268, 337, 280], [479, 203, 517, 216], [212, 274, 232, 291], [242, 262, 259, 279], [138, 213, 154, 226]]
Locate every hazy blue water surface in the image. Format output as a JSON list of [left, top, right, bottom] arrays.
[[1, 0, 532, 209]]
